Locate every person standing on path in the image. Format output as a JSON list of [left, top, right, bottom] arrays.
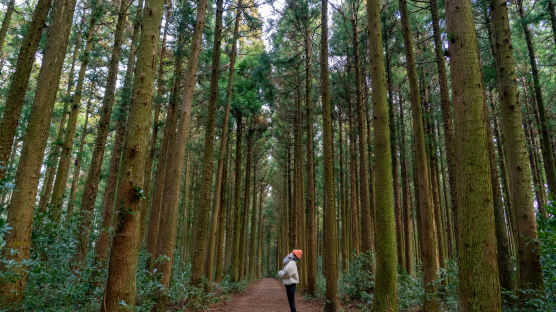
[[278, 249, 302, 312]]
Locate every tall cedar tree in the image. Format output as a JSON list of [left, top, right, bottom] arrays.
[[79, 0, 133, 262], [321, 0, 339, 309], [0, 0, 53, 179], [95, 0, 144, 264], [152, 0, 209, 299], [445, 0, 502, 309], [193, 0, 224, 286], [399, 0, 439, 309], [490, 0, 544, 293], [367, 0, 398, 309], [99, 0, 165, 307], [206, 0, 241, 283], [0, 0, 77, 302]]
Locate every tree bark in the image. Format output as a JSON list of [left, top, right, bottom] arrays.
[[399, 0, 438, 309], [516, 0, 556, 196], [231, 113, 243, 282], [94, 0, 144, 265], [320, 0, 339, 309], [430, 0, 458, 250], [0, 0, 77, 302], [100, 0, 165, 307], [51, 11, 97, 223], [0, 0, 52, 180], [66, 97, 92, 216], [151, 0, 209, 300], [367, 0, 398, 309], [0, 0, 15, 62], [445, 0, 502, 308], [492, 0, 544, 293]]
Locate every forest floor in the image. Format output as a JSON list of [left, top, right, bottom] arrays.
[[208, 278, 323, 311]]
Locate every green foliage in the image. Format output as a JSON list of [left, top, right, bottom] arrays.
[[340, 251, 375, 307], [501, 201, 556, 311]]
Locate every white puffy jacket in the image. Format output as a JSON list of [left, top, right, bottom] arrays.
[[278, 260, 299, 285]]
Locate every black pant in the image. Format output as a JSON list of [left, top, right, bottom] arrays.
[[285, 283, 296, 312]]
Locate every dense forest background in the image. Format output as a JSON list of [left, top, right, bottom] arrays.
[[0, 0, 554, 310]]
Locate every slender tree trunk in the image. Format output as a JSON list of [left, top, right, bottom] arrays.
[[202, 0, 227, 284], [215, 139, 230, 283], [321, 0, 339, 309], [151, 0, 209, 300], [304, 20, 317, 295], [549, 0, 556, 44], [66, 98, 92, 216], [445, 0, 502, 308], [352, 10, 373, 256], [0, 0, 77, 302], [399, 0, 438, 309], [248, 162, 258, 279], [0, 0, 15, 62], [0, 0, 53, 179], [399, 95, 413, 275], [485, 98, 514, 292], [94, 0, 144, 265], [141, 5, 170, 245], [79, 0, 134, 263], [187, 0, 224, 287], [100, 0, 165, 307], [146, 23, 184, 264], [239, 127, 254, 281], [516, 0, 556, 196], [231, 113, 243, 282], [367, 0, 398, 309], [347, 93, 360, 254], [51, 11, 97, 223], [492, 0, 544, 293], [430, 0, 458, 248]]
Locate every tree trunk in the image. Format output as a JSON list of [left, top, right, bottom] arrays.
[[492, 0, 544, 293], [151, 0, 209, 301], [239, 127, 254, 281], [51, 11, 97, 224], [215, 139, 230, 283], [248, 161, 258, 279], [304, 19, 317, 295], [0, 0, 77, 302], [0, 0, 15, 63], [231, 113, 243, 282], [187, 0, 224, 287], [66, 97, 92, 216], [202, 0, 228, 284], [367, 0, 398, 309], [399, 94, 413, 275], [399, 0, 438, 309], [516, 0, 556, 196], [146, 21, 184, 264], [0, 0, 52, 180], [484, 98, 514, 293], [100, 0, 165, 307], [445, 0, 502, 308], [93, 0, 144, 265], [352, 9, 372, 256], [430, 0, 458, 250], [140, 4, 170, 245], [320, 0, 339, 309]]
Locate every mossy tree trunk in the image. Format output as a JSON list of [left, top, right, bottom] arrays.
[[94, 0, 144, 265], [0, 0, 77, 302], [399, 0, 439, 309], [99, 0, 165, 307], [320, 0, 339, 309], [492, 0, 544, 294], [367, 0, 398, 309], [0, 0, 52, 180], [445, 0, 502, 308]]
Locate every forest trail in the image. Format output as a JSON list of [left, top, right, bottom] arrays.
[[208, 278, 322, 311]]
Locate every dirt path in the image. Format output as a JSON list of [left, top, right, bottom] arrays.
[[208, 278, 322, 311]]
